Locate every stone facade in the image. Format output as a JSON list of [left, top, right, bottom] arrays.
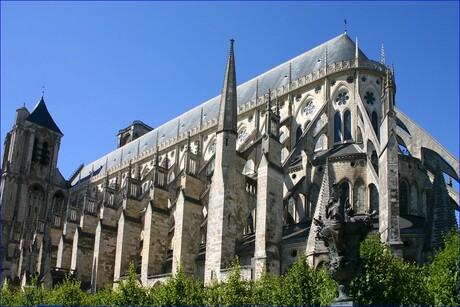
[[2, 33, 458, 290]]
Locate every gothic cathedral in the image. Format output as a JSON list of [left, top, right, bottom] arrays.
[[2, 33, 458, 289]]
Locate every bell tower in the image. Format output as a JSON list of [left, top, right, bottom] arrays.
[[1, 97, 66, 284]]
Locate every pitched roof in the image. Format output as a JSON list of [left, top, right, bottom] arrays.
[[71, 33, 372, 185], [26, 97, 63, 135]]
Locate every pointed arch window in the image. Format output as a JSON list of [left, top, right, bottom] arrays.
[[296, 126, 303, 145], [371, 111, 379, 140], [369, 184, 379, 213], [339, 181, 350, 217], [399, 181, 409, 215], [344, 110, 352, 141], [334, 112, 342, 143]]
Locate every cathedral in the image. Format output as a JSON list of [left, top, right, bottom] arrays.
[[2, 32, 458, 290]]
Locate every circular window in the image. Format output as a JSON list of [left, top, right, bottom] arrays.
[[238, 128, 248, 145], [335, 91, 349, 106], [303, 101, 315, 116]]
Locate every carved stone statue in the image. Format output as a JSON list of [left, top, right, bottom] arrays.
[[315, 182, 376, 305]]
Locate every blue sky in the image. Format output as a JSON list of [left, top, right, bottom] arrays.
[[1, 1, 459, 186]]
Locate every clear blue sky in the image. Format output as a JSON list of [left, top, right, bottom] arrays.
[[1, 1, 459, 184]]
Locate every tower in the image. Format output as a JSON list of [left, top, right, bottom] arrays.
[[254, 93, 284, 277], [378, 68, 403, 255], [204, 39, 242, 283], [1, 97, 67, 284]]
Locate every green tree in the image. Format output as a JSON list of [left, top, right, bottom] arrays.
[[281, 254, 335, 306], [426, 227, 459, 306], [24, 273, 52, 306], [204, 257, 252, 306], [87, 283, 116, 306], [147, 265, 204, 306], [350, 234, 430, 306], [114, 262, 147, 306], [49, 274, 88, 306], [250, 271, 283, 306], [1, 279, 26, 306]]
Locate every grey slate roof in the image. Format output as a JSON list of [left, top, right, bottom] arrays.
[[27, 97, 63, 135], [71, 33, 368, 186]]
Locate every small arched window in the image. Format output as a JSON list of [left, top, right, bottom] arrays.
[[334, 112, 342, 143], [369, 184, 379, 213], [356, 126, 363, 144], [344, 110, 352, 141]]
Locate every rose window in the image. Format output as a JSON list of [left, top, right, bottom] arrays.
[[304, 101, 315, 116], [335, 91, 349, 106], [364, 92, 376, 105], [238, 129, 248, 144], [210, 142, 216, 154]]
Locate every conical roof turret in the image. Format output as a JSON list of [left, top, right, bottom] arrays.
[[217, 39, 237, 134], [26, 97, 63, 135]]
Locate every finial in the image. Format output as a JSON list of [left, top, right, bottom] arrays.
[[275, 95, 280, 116], [41, 85, 45, 98], [325, 45, 328, 66], [266, 89, 271, 112], [344, 19, 347, 33], [23, 102, 26, 108], [391, 61, 395, 78], [256, 79, 259, 100], [355, 37, 359, 60], [381, 44, 385, 65], [289, 62, 292, 84], [177, 119, 181, 138], [230, 38, 235, 46]]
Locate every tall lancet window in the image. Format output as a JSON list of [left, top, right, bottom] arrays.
[[344, 110, 352, 141], [399, 181, 409, 215], [334, 112, 342, 143], [296, 126, 303, 145], [371, 111, 379, 140]]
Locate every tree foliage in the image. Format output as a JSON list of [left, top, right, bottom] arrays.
[[351, 234, 431, 306], [426, 227, 459, 306], [147, 265, 204, 306], [49, 274, 88, 306], [281, 254, 336, 306], [114, 262, 147, 306], [2, 233, 458, 306]]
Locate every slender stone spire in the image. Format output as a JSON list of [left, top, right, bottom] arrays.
[[355, 37, 359, 60], [217, 39, 237, 134], [381, 44, 385, 65]]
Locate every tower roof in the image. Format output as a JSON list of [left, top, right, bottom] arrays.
[[217, 39, 238, 134], [26, 97, 63, 135], [71, 33, 374, 185]]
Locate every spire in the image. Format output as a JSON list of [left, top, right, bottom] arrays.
[[381, 44, 385, 65], [306, 161, 331, 263], [275, 94, 280, 117], [355, 37, 359, 60], [391, 61, 395, 80], [26, 97, 63, 135], [325, 45, 328, 67], [217, 39, 237, 134], [266, 88, 272, 112]]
